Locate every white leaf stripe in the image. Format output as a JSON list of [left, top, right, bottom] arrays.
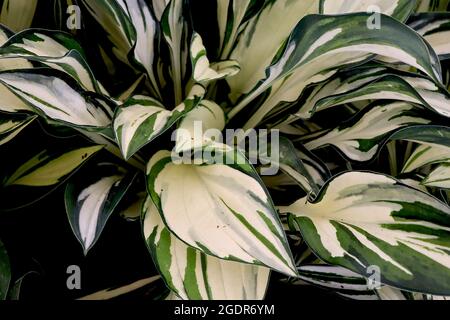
[[175, 100, 225, 153], [5, 145, 103, 187], [0, 30, 106, 94], [403, 144, 450, 173], [321, 0, 416, 21], [65, 164, 136, 254], [146, 148, 297, 277], [0, 83, 34, 113], [113, 85, 204, 159], [0, 0, 38, 32], [80, 0, 135, 64], [0, 114, 36, 145], [229, 13, 443, 127], [311, 74, 450, 118], [143, 198, 270, 300], [295, 264, 379, 300], [423, 164, 450, 188], [0, 69, 113, 129], [113, 95, 170, 159], [280, 171, 450, 295], [409, 13, 450, 58], [190, 33, 240, 84], [119, 0, 162, 99], [216, 0, 254, 58], [227, 0, 319, 102], [288, 65, 449, 121], [303, 102, 431, 162], [161, 0, 188, 105]]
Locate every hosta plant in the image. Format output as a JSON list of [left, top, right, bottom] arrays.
[[1, 0, 450, 301]]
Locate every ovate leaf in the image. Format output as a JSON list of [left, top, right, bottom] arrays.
[[143, 198, 270, 300], [65, 163, 136, 254], [146, 146, 297, 276], [174, 99, 225, 152], [281, 171, 450, 295]]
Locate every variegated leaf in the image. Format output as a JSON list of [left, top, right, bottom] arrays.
[[281, 171, 450, 295], [308, 74, 450, 118], [113, 84, 204, 159], [122, 0, 161, 98], [78, 276, 162, 300], [174, 99, 225, 153], [423, 163, 450, 188], [303, 102, 430, 162], [227, 0, 320, 102], [0, 69, 114, 130], [143, 198, 270, 300], [216, 0, 264, 58], [392, 125, 450, 149], [0, 238, 10, 300], [290, 65, 450, 120], [321, 0, 416, 21], [79, 0, 135, 65], [295, 264, 379, 300], [80, 0, 163, 98], [229, 13, 442, 130], [0, 0, 38, 32], [0, 113, 36, 145], [276, 137, 321, 196], [146, 146, 297, 277], [410, 13, 450, 59], [0, 30, 106, 94], [403, 144, 450, 173], [190, 33, 239, 85], [65, 163, 136, 254], [4, 145, 103, 187], [416, 0, 450, 12], [161, 0, 188, 105]]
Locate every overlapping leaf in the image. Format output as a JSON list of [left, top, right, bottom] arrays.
[[143, 198, 270, 300], [146, 146, 297, 276], [113, 84, 204, 159], [281, 171, 450, 295], [302, 102, 431, 161]]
